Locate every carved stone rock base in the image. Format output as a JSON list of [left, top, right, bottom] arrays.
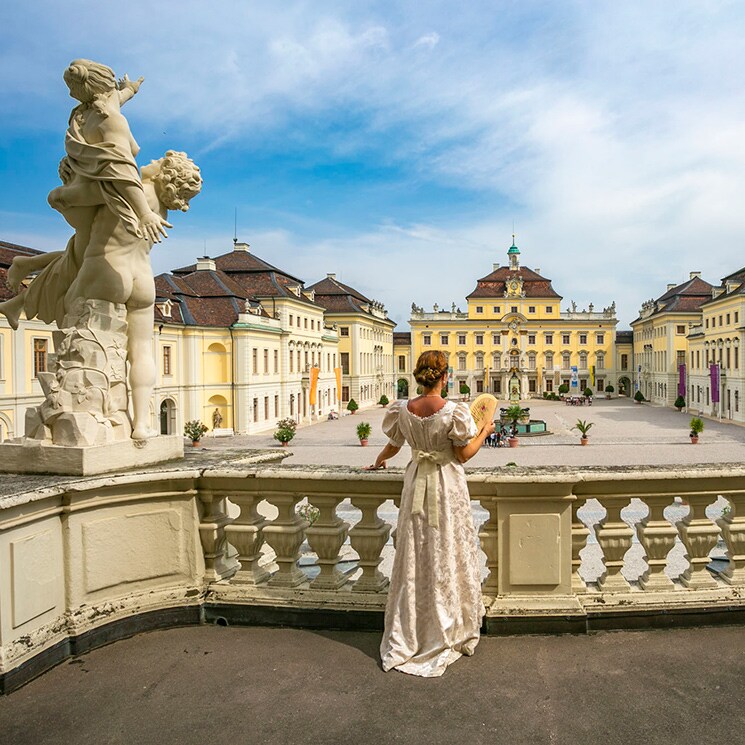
[[0, 434, 184, 476]]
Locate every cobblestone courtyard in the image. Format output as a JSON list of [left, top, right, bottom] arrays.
[[198, 396, 745, 468]]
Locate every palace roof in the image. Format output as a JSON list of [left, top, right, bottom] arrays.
[[466, 265, 561, 299], [393, 332, 412, 345], [700, 267, 745, 307], [307, 274, 393, 324], [0, 240, 46, 301]]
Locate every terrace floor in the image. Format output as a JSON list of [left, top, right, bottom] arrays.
[[2, 623, 744, 744]]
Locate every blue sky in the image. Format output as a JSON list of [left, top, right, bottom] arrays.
[[2, 1, 745, 329]]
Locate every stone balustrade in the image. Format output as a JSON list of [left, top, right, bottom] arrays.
[[3, 463, 745, 692]]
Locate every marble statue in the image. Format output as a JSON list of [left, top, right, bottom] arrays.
[[0, 59, 202, 447], [212, 408, 223, 429]]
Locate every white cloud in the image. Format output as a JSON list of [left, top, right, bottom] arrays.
[[413, 32, 440, 50]]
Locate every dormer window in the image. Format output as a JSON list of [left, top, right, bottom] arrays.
[[157, 300, 173, 318]]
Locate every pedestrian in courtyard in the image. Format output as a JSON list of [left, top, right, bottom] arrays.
[[366, 350, 494, 677]]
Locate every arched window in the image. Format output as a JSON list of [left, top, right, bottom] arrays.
[[596, 352, 605, 370], [579, 352, 588, 369], [458, 353, 466, 371], [545, 352, 553, 369], [475, 353, 484, 370], [562, 352, 571, 370], [528, 353, 536, 370], [493, 352, 501, 369]]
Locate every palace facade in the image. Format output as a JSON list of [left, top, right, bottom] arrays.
[[396, 239, 621, 399], [0, 240, 396, 439]]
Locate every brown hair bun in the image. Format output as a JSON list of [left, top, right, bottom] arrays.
[[413, 350, 448, 388]]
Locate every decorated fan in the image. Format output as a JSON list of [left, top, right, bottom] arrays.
[[469, 393, 498, 433]]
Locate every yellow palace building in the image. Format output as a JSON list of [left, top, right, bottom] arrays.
[[400, 238, 620, 399]]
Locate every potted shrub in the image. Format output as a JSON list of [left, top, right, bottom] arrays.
[[347, 398, 359, 415], [689, 417, 704, 444], [605, 384, 614, 400], [583, 387, 593, 400], [634, 390, 645, 404], [459, 383, 471, 399], [674, 395, 686, 412], [378, 394, 389, 407], [558, 383, 569, 399], [356, 421, 372, 446], [273, 417, 297, 447], [184, 420, 208, 447], [573, 419, 593, 446]]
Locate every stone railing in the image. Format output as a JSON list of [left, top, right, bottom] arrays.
[[3, 462, 745, 691]]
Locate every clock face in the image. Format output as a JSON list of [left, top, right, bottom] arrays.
[[509, 320, 518, 330]]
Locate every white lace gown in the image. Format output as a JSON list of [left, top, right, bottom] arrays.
[[379, 399, 485, 677]]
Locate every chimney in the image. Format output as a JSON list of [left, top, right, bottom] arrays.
[[534, 267, 540, 274], [196, 256, 216, 271], [233, 242, 250, 252], [327, 273, 336, 280], [689, 271, 701, 280], [667, 283, 676, 291], [493, 263, 499, 271]]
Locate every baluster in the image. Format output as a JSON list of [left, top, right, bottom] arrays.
[[225, 491, 270, 585], [677, 494, 721, 590], [263, 492, 307, 587], [199, 488, 239, 582], [349, 496, 391, 593], [636, 496, 677, 591], [305, 494, 350, 590], [718, 492, 745, 586], [571, 497, 589, 594], [478, 497, 499, 596], [596, 499, 634, 592]]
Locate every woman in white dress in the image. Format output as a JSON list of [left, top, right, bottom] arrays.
[[368, 350, 495, 677]]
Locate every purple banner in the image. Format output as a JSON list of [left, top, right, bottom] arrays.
[[678, 364, 686, 397], [710, 364, 720, 403]]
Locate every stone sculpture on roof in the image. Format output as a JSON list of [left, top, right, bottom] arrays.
[[0, 59, 201, 462]]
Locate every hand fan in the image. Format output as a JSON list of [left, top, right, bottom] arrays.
[[469, 393, 498, 432]]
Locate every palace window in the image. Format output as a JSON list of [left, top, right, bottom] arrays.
[[476, 306, 483, 314], [274, 350, 279, 374], [528, 353, 536, 370], [32, 338, 48, 378], [579, 352, 588, 369], [253, 398, 259, 423], [458, 334, 466, 345], [579, 334, 587, 345], [596, 333, 605, 345], [676, 325, 686, 335], [528, 334, 536, 345], [621, 353, 628, 370], [736, 312, 739, 324], [528, 306, 536, 314], [545, 333, 553, 345], [596, 352, 605, 370], [162, 345, 171, 376], [493, 306, 501, 314], [546, 306, 554, 313], [290, 352, 294, 373], [252, 349, 258, 375], [289, 314, 293, 326], [475, 334, 483, 346], [304, 318, 308, 329], [341, 353, 350, 375], [493, 352, 501, 369], [726, 314, 731, 325], [264, 397, 269, 420], [545, 352, 554, 369], [275, 396, 279, 417], [340, 326, 349, 337], [264, 349, 269, 373], [458, 354, 466, 371], [492, 334, 500, 344], [475, 353, 484, 370], [511, 306, 518, 314], [440, 334, 449, 346], [398, 355, 406, 372], [562, 333, 570, 345], [423, 334, 431, 346], [562, 352, 571, 370]]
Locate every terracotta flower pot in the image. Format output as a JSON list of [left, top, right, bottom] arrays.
[[690, 435, 699, 444], [508, 437, 519, 448], [580, 437, 589, 446], [359, 439, 368, 446], [192, 440, 200, 447], [281, 441, 289, 447]]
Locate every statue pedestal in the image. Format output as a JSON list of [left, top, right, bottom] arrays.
[[0, 435, 184, 476]]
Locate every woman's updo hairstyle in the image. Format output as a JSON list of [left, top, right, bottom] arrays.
[[413, 350, 448, 388], [64, 59, 116, 113]]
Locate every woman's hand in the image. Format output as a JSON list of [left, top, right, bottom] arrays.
[[140, 211, 173, 243], [364, 462, 387, 471], [481, 420, 496, 438], [118, 74, 144, 95]]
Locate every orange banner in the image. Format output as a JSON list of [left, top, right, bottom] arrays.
[[309, 365, 320, 406], [334, 367, 342, 405]]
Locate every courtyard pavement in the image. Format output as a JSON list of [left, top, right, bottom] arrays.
[[199, 396, 745, 468], [2, 624, 744, 744]]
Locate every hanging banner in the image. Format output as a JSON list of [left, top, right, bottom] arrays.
[[710, 364, 720, 403], [590, 365, 595, 386], [309, 365, 320, 406], [334, 367, 342, 404], [570, 365, 579, 389], [678, 364, 686, 397]]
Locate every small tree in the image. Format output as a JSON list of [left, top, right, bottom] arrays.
[[573, 419, 594, 437], [346, 398, 359, 414], [459, 383, 470, 396], [378, 394, 389, 407], [690, 417, 705, 438], [583, 387, 593, 398], [605, 384, 615, 394], [634, 390, 645, 403], [273, 426, 295, 444], [674, 395, 686, 411], [441, 387, 448, 398], [558, 383, 570, 395], [505, 404, 523, 423], [184, 420, 208, 443]]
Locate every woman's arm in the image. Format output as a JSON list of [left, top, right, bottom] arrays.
[[366, 443, 401, 470], [453, 421, 495, 464]]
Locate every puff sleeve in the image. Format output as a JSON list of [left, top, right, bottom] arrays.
[[382, 399, 406, 447], [448, 402, 478, 446]]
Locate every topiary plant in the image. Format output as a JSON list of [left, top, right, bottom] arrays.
[[356, 421, 372, 441], [605, 384, 615, 393], [634, 390, 645, 403], [459, 383, 470, 395], [690, 417, 704, 437], [558, 383, 570, 395], [583, 387, 593, 398], [674, 395, 686, 411], [378, 395, 389, 407], [346, 398, 359, 413]]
